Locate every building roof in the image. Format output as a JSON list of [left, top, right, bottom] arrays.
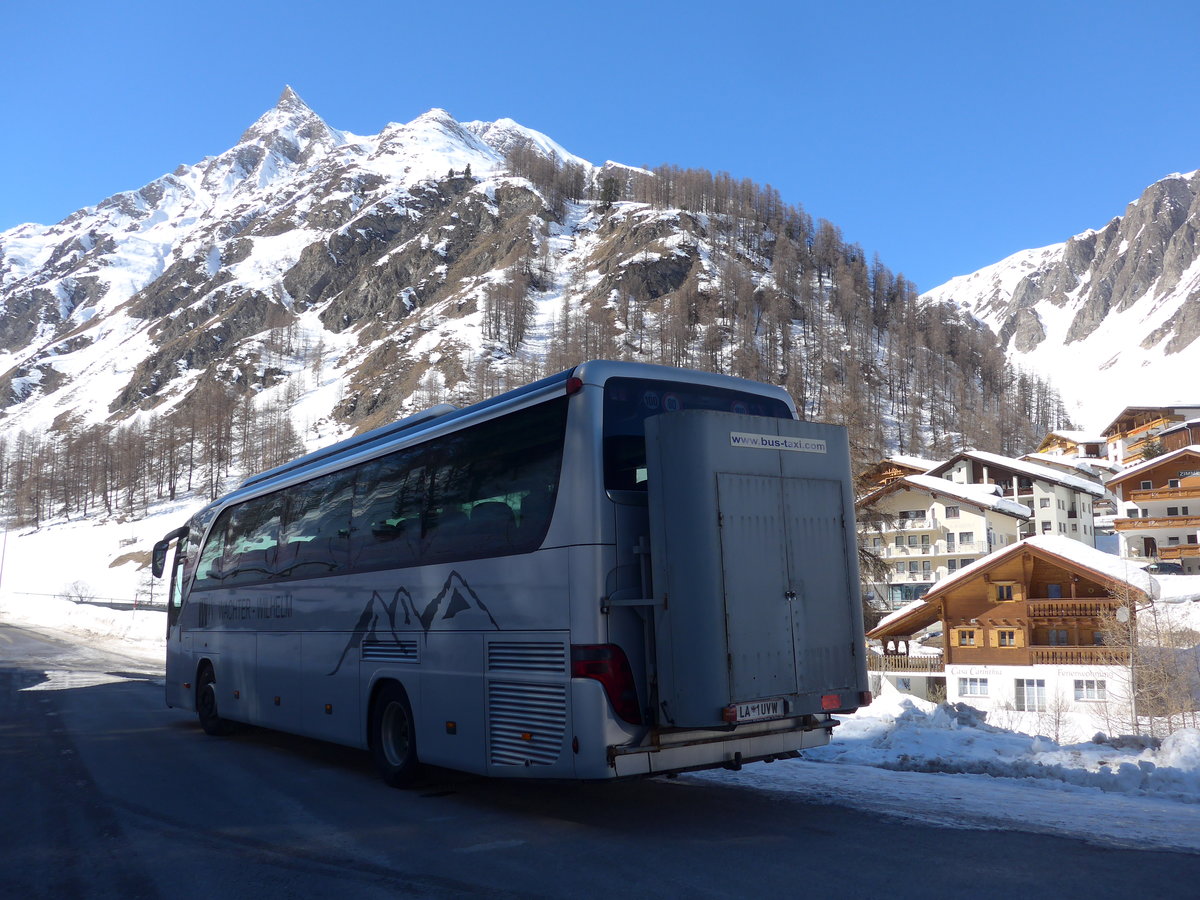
[[858, 473, 1032, 519], [1037, 429, 1106, 449], [904, 474, 1032, 518], [928, 449, 1107, 498], [1100, 405, 1200, 438], [1108, 444, 1200, 488], [867, 535, 1156, 640]]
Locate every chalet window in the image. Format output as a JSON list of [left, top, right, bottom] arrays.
[[921, 560, 932, 574], [1047, 629, 1069, 645], [1041, 522, 1052, 533], [998, 630, 1016, 647], [896, 678, 912, 692], [895, 536, 904, 548], [1014, 678, 1046, 712], [996, 584, 1014, 601], [1039, 497, 1051, 508], [1093, 631, 1105, 645], [947, 559, 957, 573], [908, 535, 919, 547], [959, 532, 974, 546], [1184, 506, 1191, 516], [1189, 534, 1198, 545], [957, 629, 976, 647], [945, 506, 960, 518], [909, 562, 919, 573], [1169, 479, 1181, 489], [959, 677, 988, 697], [1074, 679, 1106, 701], [1167, 507, 1179, 517], [1059, 523, 1067, 533], [1072, 523, 1078, 533], [1169, 536, 1180, 546], [1141, 480, 1153, 490]]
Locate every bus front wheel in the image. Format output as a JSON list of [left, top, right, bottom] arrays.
[[370, 683, 419, 787], [196, 663, 235, 736]]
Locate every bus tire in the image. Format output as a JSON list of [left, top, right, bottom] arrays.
[[196, 662, 235, 736], [370, 682, 420, 787]]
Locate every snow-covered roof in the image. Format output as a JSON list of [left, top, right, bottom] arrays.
[[935, 449, 1106, 497], [1110, 444, 1200, 486], [1044, 429, 1106, 444], [902, 474, 1031, 518], [886, 455, 939, 471], [934, 535, 1155, 600]]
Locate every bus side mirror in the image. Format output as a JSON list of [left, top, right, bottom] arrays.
[[152, 540, 169, 578]]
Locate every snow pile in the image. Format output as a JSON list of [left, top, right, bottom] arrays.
[[803, 681, 1200, 803]]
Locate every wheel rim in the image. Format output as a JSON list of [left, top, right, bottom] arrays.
[[199, 677, 217, 720], [381, 701, 411, 766]]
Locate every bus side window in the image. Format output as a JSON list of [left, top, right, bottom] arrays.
[[278, 469, 354, 578], [195, 512, 231, 589], [351, 450, 425, 571], [222, 493, 284, 586]]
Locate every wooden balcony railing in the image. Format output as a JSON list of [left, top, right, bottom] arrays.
[[1026, 599, 1119, 618], [868, 655, 945, 673], [1029, 647, 1129, 665], [1114, 515, 1200, 531], [1129, 486, 1200, 503], [1159, 545, 1200, 560]]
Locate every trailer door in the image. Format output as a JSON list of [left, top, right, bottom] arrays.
[[646, 411, 867, 728]]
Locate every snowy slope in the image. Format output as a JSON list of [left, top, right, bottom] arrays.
[[923, 170, 1200, 430]]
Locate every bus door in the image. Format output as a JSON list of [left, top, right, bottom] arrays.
[[154, 526, 189, 709]]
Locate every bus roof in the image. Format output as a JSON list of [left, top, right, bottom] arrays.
[[212, 361, 795, 511]]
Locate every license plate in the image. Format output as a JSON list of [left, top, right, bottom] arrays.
[[730, 698, 787, 723]]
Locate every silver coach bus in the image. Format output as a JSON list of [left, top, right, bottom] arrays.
[[152, 360, 870, 785]]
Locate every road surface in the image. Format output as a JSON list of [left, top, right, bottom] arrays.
[[2, 621, 1198, 899]]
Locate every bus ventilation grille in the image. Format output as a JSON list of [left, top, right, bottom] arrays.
[[486, 641, 566, 673], [361, 640, 419, 663], [488, 681, 567, 766]]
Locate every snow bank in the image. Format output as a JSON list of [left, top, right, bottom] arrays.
[[801, 681, 1200, 803]]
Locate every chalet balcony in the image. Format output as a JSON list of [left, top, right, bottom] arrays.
[[1114, 515, 1200, 532], [1029, 647, 1130, 665], [1159, 545, 1200, 560], [881, 540, 984, 559], [1027, 599, 1119, 618], [947, 644, 1129, 666], [877, 517, 948, 534], [1129, 486, 1200, 503], [867, 655, 945, 674]]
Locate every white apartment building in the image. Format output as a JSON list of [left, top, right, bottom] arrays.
[[926, 450, 1104, 547], [858, 473, 1031, 609]]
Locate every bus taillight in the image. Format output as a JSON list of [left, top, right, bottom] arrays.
[[570, 644, 642, 725]]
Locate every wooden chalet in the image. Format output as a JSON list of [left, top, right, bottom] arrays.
[[868, 536, 1149, 669]]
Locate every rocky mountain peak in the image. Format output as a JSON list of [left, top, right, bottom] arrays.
[[923, 168, 1200, 428], [235, 85, 346, 168]]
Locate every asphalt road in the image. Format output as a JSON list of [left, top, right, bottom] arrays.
[[2, 621, 1199, 900]]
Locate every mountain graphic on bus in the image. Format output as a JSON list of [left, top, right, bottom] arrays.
[[326, 570, 498, 675]]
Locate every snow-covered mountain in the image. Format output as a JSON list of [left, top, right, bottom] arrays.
[[922, 170, 1200, 429], [0, 87, 638, 438], [0, 87, 1065, 493]]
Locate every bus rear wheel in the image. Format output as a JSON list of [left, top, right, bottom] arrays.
[[196, 663, 235, 736], [371, 683, 419, 787]]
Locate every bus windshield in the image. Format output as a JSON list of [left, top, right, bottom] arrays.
[[602, 376, 792, 491]]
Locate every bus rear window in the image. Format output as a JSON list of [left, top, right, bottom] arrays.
[[602, 376, 792, 491]]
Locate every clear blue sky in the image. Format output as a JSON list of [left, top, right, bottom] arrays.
[[3, 0, 1198, 292]]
